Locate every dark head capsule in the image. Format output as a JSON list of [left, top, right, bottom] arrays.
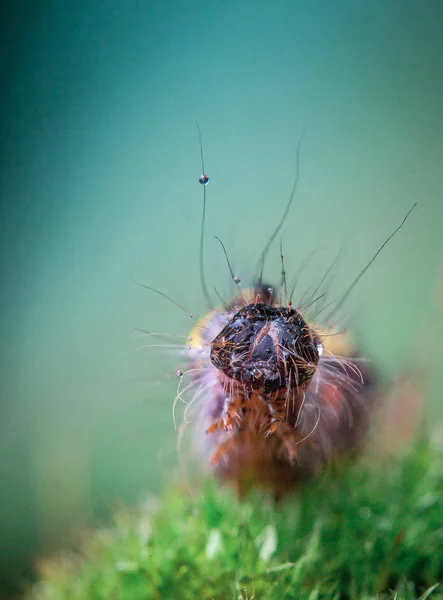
[[210, 303, 320, 394]]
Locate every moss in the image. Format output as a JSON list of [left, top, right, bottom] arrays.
[[26, 440, 443, 599]]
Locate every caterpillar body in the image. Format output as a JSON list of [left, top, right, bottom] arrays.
[[180, 283, 374, 497]]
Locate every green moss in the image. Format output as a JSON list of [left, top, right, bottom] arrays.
[[26, 441, 443, 599]]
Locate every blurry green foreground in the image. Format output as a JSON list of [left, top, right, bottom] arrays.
[[25, 438, 443, 600]]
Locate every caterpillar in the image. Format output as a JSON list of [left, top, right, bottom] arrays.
[[180, 284, 374, 498], [140, 126, 415, 498]]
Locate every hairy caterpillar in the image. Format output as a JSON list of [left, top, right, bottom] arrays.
[[139, 126, 415, 498]]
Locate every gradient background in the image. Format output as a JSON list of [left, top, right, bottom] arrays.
[[1, 0, 442, 595]]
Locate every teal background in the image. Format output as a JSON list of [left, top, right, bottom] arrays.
[[1, 0, 442, 595]]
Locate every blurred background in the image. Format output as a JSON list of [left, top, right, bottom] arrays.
[[1, 0, 442, 595]]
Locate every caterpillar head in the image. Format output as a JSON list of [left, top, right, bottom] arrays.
[[210, 302, 321, 395]]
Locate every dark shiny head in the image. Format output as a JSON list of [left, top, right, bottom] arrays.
[[210, 303, 320, 394]]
